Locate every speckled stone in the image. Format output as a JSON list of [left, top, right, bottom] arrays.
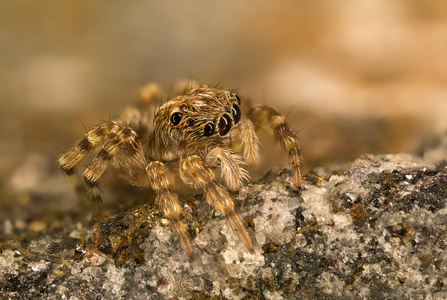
[[0, 153, 446, 299]]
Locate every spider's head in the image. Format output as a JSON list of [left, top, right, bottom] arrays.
[[153, 86, 241, 158]]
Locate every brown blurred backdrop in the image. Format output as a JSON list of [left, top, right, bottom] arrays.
[[1, 1, 447, 188]]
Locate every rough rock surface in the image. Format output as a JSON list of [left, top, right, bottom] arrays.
[[1, 153, 446, 299]]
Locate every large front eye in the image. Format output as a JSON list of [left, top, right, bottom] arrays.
[[204, 123, 215, 136], [170, 112, 182, 125], [232, 105, 241, 124], [218, 114, 232, 136]]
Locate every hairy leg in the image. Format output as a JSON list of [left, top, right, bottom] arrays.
[[236, 117, 260, 164], [119, 83, 163, 138], [138, 83, 163, 112], [59, 121, 121, 205], [180, 155, 253, 252], [112, 136, 149, 188], [118, 107, 152, 139], [146, 161, 193, 257], [59, 121, 121, 175], [248, 106, 302, 186], [82, 127, 141, 207], [205, 147, 249, 191]]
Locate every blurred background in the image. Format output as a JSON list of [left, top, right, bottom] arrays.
[[1, 1, 447, 216]]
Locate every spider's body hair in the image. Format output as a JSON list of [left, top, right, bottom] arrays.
[[59, 84, 302, 257], [149, 87, 239, 161]]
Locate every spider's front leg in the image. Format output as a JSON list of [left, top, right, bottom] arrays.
[[59, 121, 121, 175], [248, 106, 303, 186], [146, 161, 193, 257], [205, 147, 249, 191], [237, 117, 260, 165], [82, 127, 143, 207], [59, 121, 122, 205], [180, 155, 253, 252]]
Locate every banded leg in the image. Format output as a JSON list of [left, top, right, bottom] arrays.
[[146, 161, 193, 257], [119, 83, 162, 138], [138, 83, 163, 111], [59, 121, 121, 205], [248, 106, 302, 186], [205, 147, 249, 191], [82, 127, 141, 207], [59, 121, 120, 175], [112, 140, 148, 188], [119, 107, 152, 139], [180, 155, 253, 252]]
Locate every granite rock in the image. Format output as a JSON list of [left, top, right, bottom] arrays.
[[0, 153, 446, 299]]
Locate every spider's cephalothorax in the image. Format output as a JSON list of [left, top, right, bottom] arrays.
[[150, 87, 242, 161], [59, 83, 302, 257]]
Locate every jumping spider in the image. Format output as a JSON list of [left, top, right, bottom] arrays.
[[59, 82, 302, 257]]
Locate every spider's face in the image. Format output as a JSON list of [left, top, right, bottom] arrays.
[[154, 87, 241, 156]]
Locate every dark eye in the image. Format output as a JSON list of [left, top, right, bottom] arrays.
[[218, 114, 232, 136], [187, 118, 195, 126], [204, 123, 215, 136], [235, 95, 241, 105], [170, 112, 182, 125], [232, 105, 241, 124]]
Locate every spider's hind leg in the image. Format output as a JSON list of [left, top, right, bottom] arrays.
[[248, 106, 303, 186], [138, 83, 163, 110]]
